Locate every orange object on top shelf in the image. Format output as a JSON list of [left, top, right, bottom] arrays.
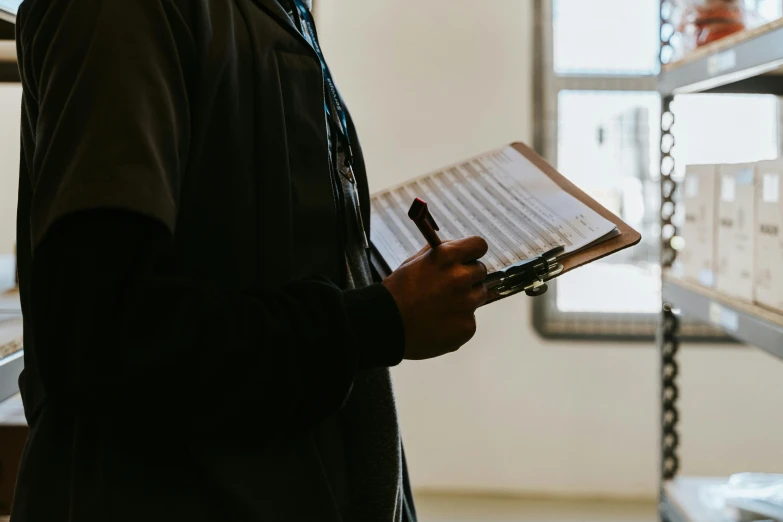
[[681, 0, 747, 48]]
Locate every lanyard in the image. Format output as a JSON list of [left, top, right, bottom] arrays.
[[288, 0, 369, 249], [291, 0, 354, 172]]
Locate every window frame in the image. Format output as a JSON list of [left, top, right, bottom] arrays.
[[531, 0, 731, 342]]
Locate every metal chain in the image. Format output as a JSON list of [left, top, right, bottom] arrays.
[[659, 7, 680, 520], [660, 0, 677, 269], [661, 304, 680, 481], [660, 94, 677, 269]]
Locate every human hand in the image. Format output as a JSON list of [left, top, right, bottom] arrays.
[[382, 237, 489, 360]]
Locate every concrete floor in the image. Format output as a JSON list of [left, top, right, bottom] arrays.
[[0, 497, 658, 522], [415, 494, 658, 522]]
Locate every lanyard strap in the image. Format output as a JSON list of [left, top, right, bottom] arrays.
[[291, 0, 354, 170]]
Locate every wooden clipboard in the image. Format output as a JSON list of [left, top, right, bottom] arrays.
[[369, 142, 642, 300]]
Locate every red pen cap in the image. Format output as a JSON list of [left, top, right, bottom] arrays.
[[408, 198, 440, 230]]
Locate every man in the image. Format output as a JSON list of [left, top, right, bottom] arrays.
[[12, 0, 489, 520]]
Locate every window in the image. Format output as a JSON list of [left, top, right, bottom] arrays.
[[556, 91, 661, 315], [533, 0, 781, 340], [553, 0, 660, 76], [753, 0, 783, 22]]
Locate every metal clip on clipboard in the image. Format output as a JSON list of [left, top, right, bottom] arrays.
[[485, 245, 566, 298]]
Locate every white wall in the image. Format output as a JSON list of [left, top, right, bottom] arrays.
[[316, 0, 783, 500]]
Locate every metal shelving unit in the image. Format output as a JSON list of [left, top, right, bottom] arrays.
[[0, 349, 22, 404], [0, 10, 20, 83], [662, 478, 735, 522], [659, 17, 783, 96], [0, 11, 17, 82], [658, 7, 783, 522], [0, 291, 22, 405], [663, 276, 783, 361], [0, 319, 22, 405], [0, 40, 17, 83], [0, 8, 21, 407], [0, 7, 14, 25]]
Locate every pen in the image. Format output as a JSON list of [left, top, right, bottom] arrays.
[[408, 198, 442, 248]]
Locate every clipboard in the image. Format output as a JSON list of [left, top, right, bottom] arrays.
[[369, 142, 642, 304]]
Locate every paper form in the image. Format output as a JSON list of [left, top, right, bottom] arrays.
[[370, 145, 617, 273]]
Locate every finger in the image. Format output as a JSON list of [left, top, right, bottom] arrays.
[[464, 260, 489, 285], [456, 283, 489, 311], [442, 236, 489, 264], [469, 284, 489, 308], [403, 244, 431, 265]]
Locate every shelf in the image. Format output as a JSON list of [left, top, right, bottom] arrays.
[[0, 292, 22, 404], [0, 40, 17, 82], [662, 478, 732, 522], [663, 477, 783, 522], [660, 17, 783, 95], [663, 276, 783, 361], [0, 5, 16, 25], [0, 393, 23, 425], [0, 288, 20, 317], [0, 350, 22, 405]]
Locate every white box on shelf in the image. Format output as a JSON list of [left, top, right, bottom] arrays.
[[717, 163, 757, 301], [680, 164, 719, 287], [755, 159, 783, 313]]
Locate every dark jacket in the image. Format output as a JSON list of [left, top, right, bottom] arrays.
[[12, 0, 411, 520]]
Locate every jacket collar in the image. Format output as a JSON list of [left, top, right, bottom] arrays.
[[251, 0, 309, 44]]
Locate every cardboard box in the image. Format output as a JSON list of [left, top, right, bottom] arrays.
[[681, 164, 719, 287], [716, 163, 757, 301], [754, 159, 783, 313], [0, 395, 27, 517]]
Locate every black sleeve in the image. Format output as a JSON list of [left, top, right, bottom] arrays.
[[19, 0, 190, 247], [32, 209, 405, 440], [20, 0, 405, 439]]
